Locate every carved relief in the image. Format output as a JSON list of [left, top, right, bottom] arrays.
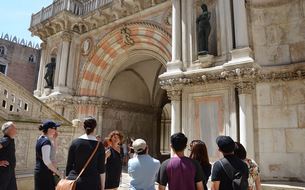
[[121, 27, 134, 46], [81, 38, 93, 55]]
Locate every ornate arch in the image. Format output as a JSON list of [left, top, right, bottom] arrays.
[[78, 22, 171, 97]]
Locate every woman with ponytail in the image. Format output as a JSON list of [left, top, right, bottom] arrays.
[[65, 117, 106, 190]]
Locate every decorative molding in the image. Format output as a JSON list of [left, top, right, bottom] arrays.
[[81, 37, 93, 55], [167, 90, 182, 101], [61, 31, 72, 42], [159, 64, 305, 90], [236, 81, 255, 94], [40, 95, 157, 114]]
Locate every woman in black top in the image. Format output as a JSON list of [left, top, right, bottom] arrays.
[[34, 120, 62, 190], [66, 117, 105, 190], [190, 140, 212, 190], [105, 130, 123, 190]]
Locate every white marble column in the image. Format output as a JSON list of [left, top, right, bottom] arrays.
[[66, 37, 78, 92], [168, 90, 182, 156], [226, 0, 253, 65], [233, 0, 249, 48], [56, 32, 71, 92], [166, 0, 183, 73], [238, 82, 254, 158], [34, 42, 47, 97], [216, 0, 233, 56], [182, 0, 196, 68]]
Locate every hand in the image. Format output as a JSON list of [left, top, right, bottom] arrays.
[[105, 149, 111, 159], [0, 160, 9, 167], [53, 131, 58, 139]]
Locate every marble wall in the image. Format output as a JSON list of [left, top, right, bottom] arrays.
[[255, 80, 305, 181], [102, 108, 159, 156]]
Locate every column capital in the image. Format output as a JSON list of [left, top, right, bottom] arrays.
[[236, 81, 255, 94], [167, 90, 182, 101], [40, 42, 47, 50], [61, 31, 72, 42]]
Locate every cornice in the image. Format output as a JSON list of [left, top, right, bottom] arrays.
[[40, 95, 158, 114], [159, 63, 305, 91]]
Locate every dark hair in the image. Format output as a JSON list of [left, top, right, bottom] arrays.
[[137, 147, 147, 155], [38, 125, 48, 134], [170, 132, 187, 152], [108, 130, 123, 142], [83, 117, 97, 135], [234, 142, 247, 160], [190, 141, 210, 168]]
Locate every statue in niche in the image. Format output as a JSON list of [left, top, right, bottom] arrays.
[[44, 57, 56, 88], [197, 4, 211, 55]]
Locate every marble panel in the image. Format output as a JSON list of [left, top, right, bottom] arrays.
[[257, 105, 298, 129], [285, 128, 305, 153], [286, 80, 305, 105], [290, 41, 305, 63], [258, 128, 286, 153], [298, 104, 305, 128], [256, 83, 271, 106]]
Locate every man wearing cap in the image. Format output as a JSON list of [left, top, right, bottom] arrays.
[[211, 136, 249, 190], [156, 132, 204, 190], [128, 139, 160, 190], [0, 121, 17, 190]]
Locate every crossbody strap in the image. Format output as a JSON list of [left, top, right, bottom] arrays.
[[75, 141, 100, 181], [219, 158, 236, 181]]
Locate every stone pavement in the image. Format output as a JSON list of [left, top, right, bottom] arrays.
[[118, 171, 305, 190]]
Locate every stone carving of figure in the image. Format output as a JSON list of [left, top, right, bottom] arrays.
[[197, 4, 211, 55], [44, 57, 56, 88]]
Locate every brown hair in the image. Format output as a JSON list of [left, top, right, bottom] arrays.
[[108, 130, 123, 142], [190, 141, 210, 168]]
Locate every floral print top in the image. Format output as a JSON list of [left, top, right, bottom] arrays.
[[244, 158, 260, 190]]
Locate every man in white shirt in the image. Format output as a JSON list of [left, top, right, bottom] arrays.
[[128, 139, 160, 190]]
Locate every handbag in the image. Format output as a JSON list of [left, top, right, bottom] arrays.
[[56, 141, 101, 190]]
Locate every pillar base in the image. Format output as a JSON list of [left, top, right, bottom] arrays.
[[160, 60, 184, 79], [225, 47, 254, 66], [53, 86, 72, 95], [33, 90, 41, 97], [192, 54, 214, 68], [42, 88, 52, 97]]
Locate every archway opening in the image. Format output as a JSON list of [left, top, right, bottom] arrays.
[[102, 54, 170, 159]]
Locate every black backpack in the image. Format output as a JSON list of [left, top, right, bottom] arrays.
[[220, 158, 248, 190]]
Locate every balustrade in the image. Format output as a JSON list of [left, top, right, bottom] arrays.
[[30, 0, 113, 27]]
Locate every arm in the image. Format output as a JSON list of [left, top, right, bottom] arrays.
[[100, 173, 105, 190], [255, 176, 262, 190], [196, 181, 204, 190], [98, 144, 106, 190], [0, 144, 2, 149], [211, 181, 220, 190], [41, 145, 61, 177], [158, 185, 166, 190], [66, 143, 75, 176]]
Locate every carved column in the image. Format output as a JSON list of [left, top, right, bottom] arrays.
[[34, 42, 47, 97], [56, 32, 71, 92], [237, 81, 255, 158]]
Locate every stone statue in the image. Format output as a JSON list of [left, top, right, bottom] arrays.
[[44, 57, 56, 88], [197, 4, 211, 55]]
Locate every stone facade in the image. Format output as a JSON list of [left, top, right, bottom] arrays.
[[0, 35, 41, 93], [30, 0, 305, 183], [0, 73, 74, 190]]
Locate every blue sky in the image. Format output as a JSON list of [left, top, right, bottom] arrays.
[[0, 0, 53, 45]]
